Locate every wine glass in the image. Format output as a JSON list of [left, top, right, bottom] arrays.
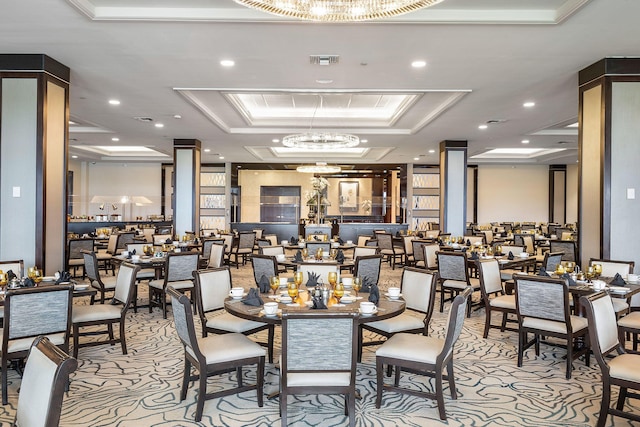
[[301, 248, 308, 259], [334, 282, 344, 301], [0, 272, 7, 291], [315, 248, 323, 260], [328, 272, 338, 287], [330, 248, 338, 260], [352, 277, 362, 298], [287, 282, 299, 300], [593, 263, 602, 278], [294, 271, 304, 287], [33, 269, 43, 285], [565, 261, 575, 273], [270, 276, 280, 295], [27, 266, 37, 280]]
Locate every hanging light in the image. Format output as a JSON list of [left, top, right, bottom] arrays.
[[297, 162, 341, 173]]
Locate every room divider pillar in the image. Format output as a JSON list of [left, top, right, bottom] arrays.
[[439, 140, 468, 236], [172, 139, 201, 237], [0, 54, 70, 273], [578, 58, 640, 269]]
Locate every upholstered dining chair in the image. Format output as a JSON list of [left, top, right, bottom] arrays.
[[199, 238, 224, 267], [264, 234, 278, 246], [305, 242, 331, 258], [95, 233, 117, 275], [2, 285, 73, 405], [352, 245, 378, 260], [259, 246, 287, 272], [356, 235, 371, 247], [590, 258, 635, 316], [125, 243, 156, 286], [232, 231, 256, 268], [411, 240, 426, 268], [377, 233, 404, 269], [251, 254, 279, 289], [437, 251, 480, 316], [65, 237, 94, 278], [514, 274, 590, 379], [83, 250, 118, 304], [194, 267, 274, 362], [13, 336, 78, 427], [464, 235, 485, 246], [72, 262, 139, 358], [221, 233, 234, 264], [581, 291, 640, 427], [375, 287, 471, 421], [361, 268, 437, 359], [402, 235, 416, 266], [152, 233, 172, 245], [168, 287, 265, 422], [206, 242, 226, 269], [297, 263, 339, 286], [149, 252, 199, 318], [353, 254, 382, 289], [549, 239, 577, 263], [618, 311, 640, 352], [280, 310, 359, 427], [478, 259, 517, 338], [422, 243, 439, 271]]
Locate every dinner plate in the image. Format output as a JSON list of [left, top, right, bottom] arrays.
[[340, 296, 356, 303], [41, 276, 56, 282], [259, 309, 282, 317], [358, 307, 378, 315]]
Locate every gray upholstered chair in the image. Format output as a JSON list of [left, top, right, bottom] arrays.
[[305, 242, 331, 258], [83, 250, 118, 304], [149, 252, 199, 318], [280, 311, 359, 427], [221, 233, 234, 264], [194, 267, 275, 362], [436, 251, 480, 316], [581, 291, 640, 427], [376, 233, 404, 269], [95, 233, 117, 275], [549, 239, 577, 263], [115, 231, 135, 254], [14, 336, 78, 427], [259, 246, 287, 272], [169, 287, 265, 422], [514, 274, 590, 379], [297, 263, 338, 286], [72, 262, 140, 358], [411, 240, 426, 268], [361, 268, 437, 358], [66, 238, 94, 278], [375, 287, 471, 421], [478, 259, 516, 338], [352, 254, 382, 289], [251, 254, 279, 289], [2, 285, 73, 404], [200, 238, 224, 267], [232, 231, 256, 268], [541, 251, 564, 273]]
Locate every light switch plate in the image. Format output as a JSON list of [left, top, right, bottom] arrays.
[[627, 188, 635, 200], [12, 186, 20, 197]]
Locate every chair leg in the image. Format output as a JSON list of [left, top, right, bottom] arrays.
[[195, 366, 207, 422], [120, 320, 128, 355], [73, 324, 80, 358], [1, 357, 7, 405], [107, 323, 115, 344], [237, 367, 243, 387], [446, 358, 457, 399], [483, 308, 491, 338], [257, 356, 265, 407], [267, 325, 275, 364], [435, 367, 447, 420], [565, 336, 573, 379], [596, 379, 611, 427], [280, 390, 287, 426], [517, 331, 525, 367], [347, 392, 356, 427], [162, 290, 168, 319], [375, 357, 384, 408], [616, 387, 627, 411], [180, 358, 190, 401]]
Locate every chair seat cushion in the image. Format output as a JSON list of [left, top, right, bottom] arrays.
[[92, 276, 117, 290], [3, 333, 66, 354], [68, 259, 84, 266], [443, 277, 480, 290], [500, 269, 520, 281], [489, 294, 516, 310], [149, 279, 193, 290], [135, 269, 156, 279], [287, 372, 351, 387], [206, 312, 268, 333], [415, 261, 425, 268], [95, 251, 112, 260], [612, 298, 629, 314], [522, 315, 588, 334], [618, 311, 640, 330], [366, 313, 424, 334], [376, 333, 444, 364], [73, 304, 121, 323], [608, 353, 640, 383], [187, 333, 265, 364]]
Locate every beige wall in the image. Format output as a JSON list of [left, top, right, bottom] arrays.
[[566, 164, 578, 224]]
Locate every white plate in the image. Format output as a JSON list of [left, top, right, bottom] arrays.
[[278, 297, 293, 303], [340, 296, 356, 303], [41, 276, 56, 281], [229, 293, 247, 300], [385, 293, 402, 300], [608, 286, 630, 293], [358, 307, 378, 315], [74, 284, 89, 290], [333, 303, 345, 307], [259, 309, 282, 317]]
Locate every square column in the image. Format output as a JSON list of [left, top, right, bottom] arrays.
[[172, 139, 201, 237], [439, 140, 468, 236]]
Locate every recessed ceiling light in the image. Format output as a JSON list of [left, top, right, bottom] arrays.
[[413, 157, 420, 161], [111, 137, 120, 142], [428, 149, 435, 153], [521, 139, 530, 144], [71, 155, 78, 159], [173, 114, 182, 119], [108, 99, 120, 105], [272, 139, 280, 143], [315, 79, 334, 84], [566, 122, 578, 128], [361, 139, 368, 143], [204, 149, 211, 153], [154, 123, 164, 128], [523, 101, 535, 108], [69, 120, 76, 125], [219, 156, 225, 160], [220, 60, 235, 67], [478, 124, 488, 130], [411, 60, 427, 68]]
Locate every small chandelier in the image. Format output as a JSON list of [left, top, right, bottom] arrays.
[[297, 163, 341, 173], [234, 0, 445, 22], [283, 132, 359, 150]]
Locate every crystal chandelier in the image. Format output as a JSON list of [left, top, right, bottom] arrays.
[[234, 0, 445, 22], [283, 132, 359, 150], [297, 163, 341, 173]]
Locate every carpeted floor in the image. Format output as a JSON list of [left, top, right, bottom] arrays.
[[0, 261, 638, 426]]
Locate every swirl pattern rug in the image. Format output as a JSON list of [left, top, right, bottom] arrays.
[[0, 262, 638, 427]]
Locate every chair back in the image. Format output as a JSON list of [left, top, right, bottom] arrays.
[[297, 263, 338, 285], [281, 311, 358, 387], [168, 287, 202, 361], [499, 245, 524, 256], [412, 241, 426, 264], [67, 238, 94, 263], [423, 244, 439, 269], [401, 267, 436, 314], [153, 234, 172, 245], [201, 238, 224, 261], [260, 245, 284, 256], [376, 233, 394, 251], [356, 235, 371, 247], [353, 246, 378, 259], [194, 267, 232, 314], [116, 232, 135, 252], [589, 258, 634, 277], [514, 234, 534, 254], [106, 234, 119, 254], [251, 254, 278, 286], [82, 250, 104, 286], [165, 252, 199, 283], [252, 229, 264, 239], [403, 236, 415, 255], [441, 287, 472, 361], [264, 234, 278, 246], [436, 251, 468, 282], [542, 251, 564, 272], [580, 292, 623, 368], [237, 231, 256, 250], [423, 230, 440, 239], [549, 240, 576, 262], [465, 235, 485, 245], [479, 230, 493, 244], [142, 228, 155, 243], [478, 259, 503, 296], [514, 275, 570, 324], [353, 255, 382, 287], [207, 243, 225, 268], [305, 242, 331, 257], [113, 262, 140, 306], [14, 336, 78, 427], [221, 234, 234, 254], [0, 259, 24, 279]]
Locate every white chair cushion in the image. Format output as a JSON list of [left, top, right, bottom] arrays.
[[500, 269, 520, 281], [206, 312, 268, 333], [522, 315, 588, 334], [149, 279, 193, 290], [443, 278, 480, 290], [618, 311, 640, 330], [148, 279, 163, 289], [135, 269, 156, 279], [68, 259, 84, 266], [95, 251, 112, 260], [380, 249, 394, 255], [93, 276, 117, 290], [287, 372, 351, 387], [187, 333, 265, 364], [611, 298, 629, 314], [73, 304, 121, 323], [415, 261, 425, 268], [489, 294, 516, 310], [365, 313, 424, 334], [376, 333, 444, 364], [4, 333, 66, 354], [608, 353, 640, 383]]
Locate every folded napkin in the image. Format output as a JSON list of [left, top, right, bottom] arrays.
[[462, 247, 468, 253], [306, 271, 320, 288], [538, 267, 549, 276], [131, 249, 136, 255], [241, 288, 264, 306], [313, 236, 321, 241], [466, 239, 471, 246], [368, 283, 380, 305], [23, 277, 36, 288], [361, 277, 373, 293], [338, 237, 344, 244], [258, 275, 270, 293], [290, 236, 298, 245], [508, 251, 514, 260], [469, 251, 478, 260], [311, 296, 328, 309], [294, 250, 303, 262], [6, 270, 16, 280], [610, 273, 627, 286], [165, 238, 173, 244], [336, 250, 345, 264], [561, 272, 577, 286], [55, 271, 72, 285]]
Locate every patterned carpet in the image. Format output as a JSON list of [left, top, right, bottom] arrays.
[[0, 262, 638, 427]]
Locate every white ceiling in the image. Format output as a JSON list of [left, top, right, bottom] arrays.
[[1, 0, 636, 165]]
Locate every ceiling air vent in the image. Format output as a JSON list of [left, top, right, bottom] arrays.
[[310, 55, 340, 66], [133, 117, 154, 122]]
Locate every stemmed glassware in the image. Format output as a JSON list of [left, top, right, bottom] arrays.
[[33, 269, 43, 284], [328, 272, 338, 287], [294, 271, 304, 288], [287, 282, 299, 300], [333, 282, 344, 301], [0, 272, 7, 291], [593, 263, 602, 278], [329, 248, 338, 260], [270, 276, 280, 295], [301, 248, 308, 259], [352, 277, 362, 298]]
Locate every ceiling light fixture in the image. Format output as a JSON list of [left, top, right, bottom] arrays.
[[296, 162, 341, 173], [478, 124, 488, 130], [154, 123, 164, 128], [411, 60, 427, 68], [111, 137, 120, 142], [108, 99, 120, 105], [220, 60, 235, 67], [523, 101, 535, 108], [234, 0, 444, 22], [521, 139, 530, 144]]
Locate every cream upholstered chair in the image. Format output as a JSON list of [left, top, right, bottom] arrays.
[[581, 291, 640, 427], [83, 250, 118, 304], [169, 287, 265, 422], [141, 227, 155, 243], [232, 231, 256, 268], [618, 311, 640, 352], [514, 274, 590, 379], [14, 336, 78, 427], [352, 246, 378, 260], [423, 243, 439, 271], [152, 233, 172, 245], [264, 234, 278, 246], [221, 233, 234, 264], [402, 235, 416, 266], [66, 238, 94, 278], [356, 235, 371, 247], [590, 258, 635, 316], [72, 262, 140, 358], [375, 287, 471, 421], [260, 245, 284, 256], [199, 238, 224, 267], [149, 252, 199, 319], [280, 311, 359, 427], [2, 285, 73, 405], [411, 240, 426, 268], [478, 259, 516, 338], [361, 268, 437, 357], [464, 235, 485, 246], [194, 267, 274, 362], [436, 251, 480, 316], [496, 245, 526, 281], [297, 263, 339, 286], [126, 243, 156, 285], [206, 242, 225, 268]]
